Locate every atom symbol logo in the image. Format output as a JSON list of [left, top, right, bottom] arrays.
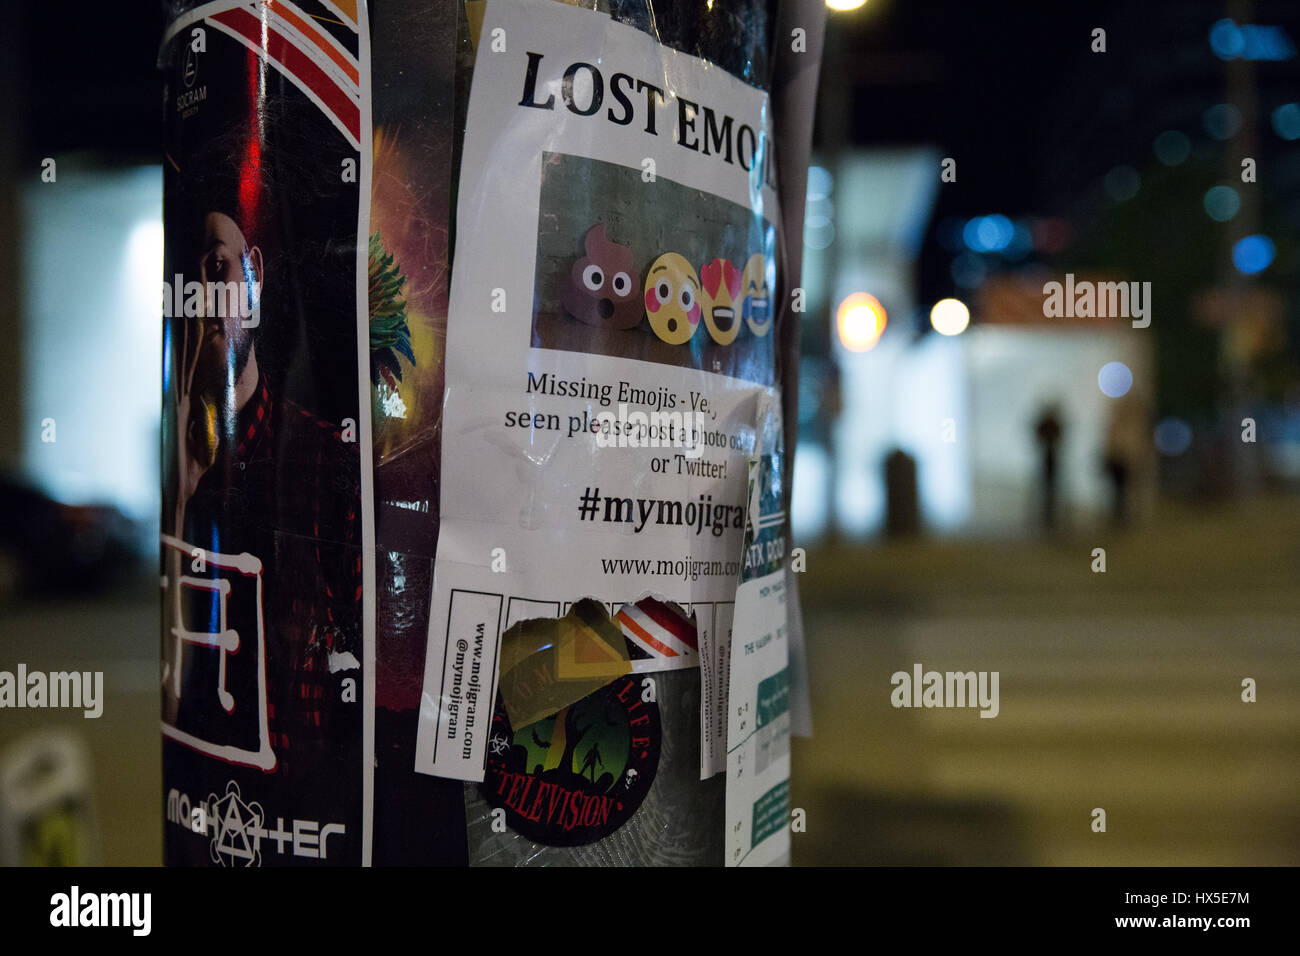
[[488, 734, 510, 756], [208, 780, 264, 867]]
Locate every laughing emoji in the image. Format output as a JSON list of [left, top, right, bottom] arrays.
[[561, 224, 642, 330], [644, 253, 701, 345], [741, 253, 774, 337], [700, 258, 743, 345]]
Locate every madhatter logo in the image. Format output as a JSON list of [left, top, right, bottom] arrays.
[[208, 780, 264, 867], [481, 675, 660, 846]]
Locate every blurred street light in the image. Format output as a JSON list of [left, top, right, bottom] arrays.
[[930, 298, 970, 336], [836, 292, 886, 351]]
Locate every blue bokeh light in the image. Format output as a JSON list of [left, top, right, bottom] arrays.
[[1272, 103, 1300, 140], [1206, 19, 1237, 58], [1210, 18, 1296, 61], [1154, 418, 1193, 456], [1098, 362, 1133, 399], [1210, 18, 1246, 59], [1203, 103, 1243, 140], [1232, 235, 1275, 275], [1153, 130, 1192, 166], [963, 214, 1014, 253], [1203, 185, 1241, 222]]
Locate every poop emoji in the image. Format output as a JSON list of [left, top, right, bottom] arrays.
[[644, 253, 702, 345], [561, 224, 642, 330], [741, 253, 774, 337], [699, 258, 743, 345]]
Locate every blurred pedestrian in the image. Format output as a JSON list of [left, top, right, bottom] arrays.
[[1034, 404, 1064, 532], [1104, 395, 1148, 525]]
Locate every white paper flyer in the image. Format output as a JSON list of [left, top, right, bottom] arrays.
[[414, 0, 784, 782], [725, 395, 792, 866]]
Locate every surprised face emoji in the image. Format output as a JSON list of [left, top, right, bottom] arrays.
[[700, 258, 743, 345], [644, 253, 702, 345], [561, 224, 642, 330], [741, 253, 774, 337]]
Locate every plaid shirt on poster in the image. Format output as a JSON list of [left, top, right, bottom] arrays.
[[184, 374, 363, 777]]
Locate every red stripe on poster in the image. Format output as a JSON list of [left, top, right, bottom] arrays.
[[616, 611, 680, 658], [637, 598, 699, 650], [212, 7, 360, 144]]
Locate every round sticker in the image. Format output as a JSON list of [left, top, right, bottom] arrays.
[[480, 674, 660, 846]]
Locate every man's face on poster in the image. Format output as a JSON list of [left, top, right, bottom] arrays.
[[192, 211, 262, 402]]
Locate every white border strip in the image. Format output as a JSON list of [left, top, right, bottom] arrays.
[[354, 0, 376, 868]]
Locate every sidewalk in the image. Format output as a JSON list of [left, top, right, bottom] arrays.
[[792, 496, 1300, 864]]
